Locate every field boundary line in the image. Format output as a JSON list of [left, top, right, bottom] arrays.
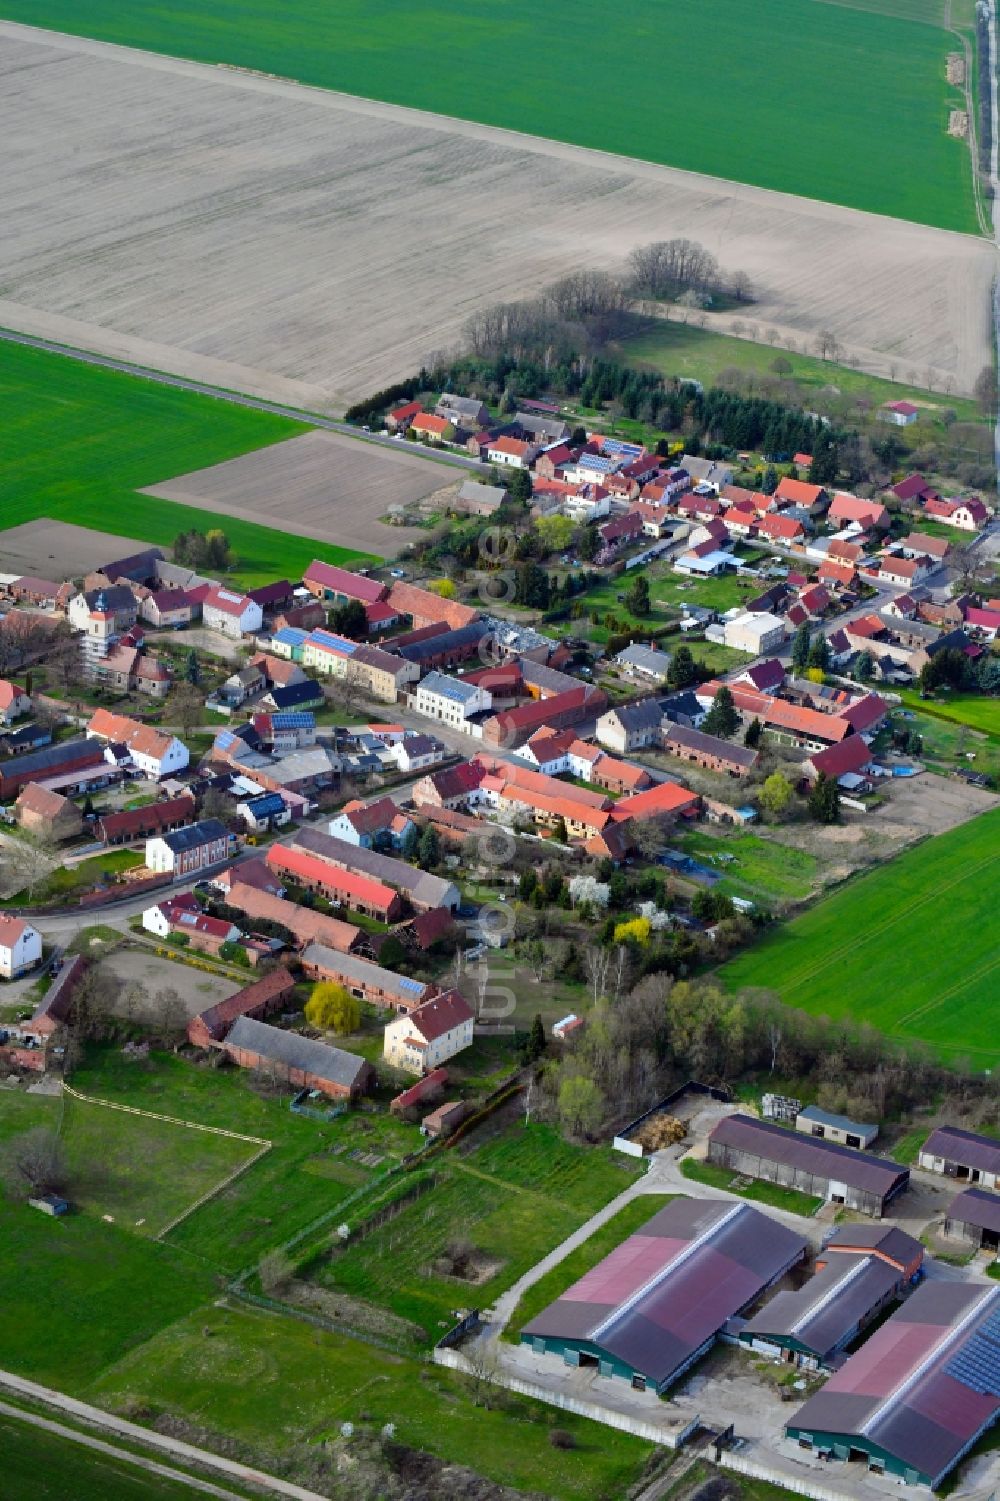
[[157, 1141, 273, 1243], [0, 1370, 332, 1501], [62, 1081, 271, 1147], [891, 951, 1000, 1030], [0, 1398, 249, 1501]]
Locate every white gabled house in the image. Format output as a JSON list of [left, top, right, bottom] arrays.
[[0, 917, 43, 979]]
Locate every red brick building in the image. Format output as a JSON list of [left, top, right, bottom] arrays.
[[221, 1015, 373, 1100], [187, 966, 297, 1048]]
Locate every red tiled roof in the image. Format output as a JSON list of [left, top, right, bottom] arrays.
[[304, 561, 387, 604], [760, 513, 804, 541], [807, 735, 873, 779], [829, 493, 888, 527], [266, 844, 399, 914], [413, 413, 451, 437], [611, 781, 699, 821], [774, 477, 824, 505], [96, 794, 196, 842], [837, 693, 888, 732], [405, 987, 473, 1043], [387, 581, 479, 632]]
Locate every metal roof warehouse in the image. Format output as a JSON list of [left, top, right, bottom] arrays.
[[521, 1198, 806, 1394], [786, 1281, 1000, 1488]]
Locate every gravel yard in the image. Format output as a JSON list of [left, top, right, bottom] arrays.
[[0, 22, 991, 412], [99, 949, 237, 1023]]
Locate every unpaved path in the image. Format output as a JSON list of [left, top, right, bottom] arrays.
[[0, 1372, 332, 1501]]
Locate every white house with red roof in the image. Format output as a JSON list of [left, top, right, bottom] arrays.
[[952, 497, 990, 531], [964, 605, 1000, 640], [202, 587, 263, 638], [488, 436, 538, 469], [0, 679, 31, 725], [0, 916, 42, 979], [383, 988, 475, 1075], [880, 400, 919, 427]]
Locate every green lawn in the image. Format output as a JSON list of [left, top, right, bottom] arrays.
[[680, 1156, 823, 1217], [503, 1194, 676, 1342], [2, 851, 145, 907], [673, 829, 820, 904], [66, 1046, 421, 1273], [0, 341, 376, 588], [621, 323, 983, 424], [60, 1092, 258, 1238], [884, 700, 1000, 783], [893, 686, 1000, 739], [2, 0, 975, 228], [0, 1410, 219, 1501], [720, 809, 1000, 1064], [89, 1304, 653, 1501]]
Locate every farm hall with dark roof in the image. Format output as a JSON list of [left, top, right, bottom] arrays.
[[520, 1198, 806, 1394], [786, 1281, 1000, 1488], [707, 1114, 909, 1218]]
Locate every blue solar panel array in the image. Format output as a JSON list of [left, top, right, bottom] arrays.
[[399, 976, 425, 995], [309, 630, 358, 655], [602, 438, 644, 459], [945, 1308, 1000, 1396], [272, 712, 315, 730]]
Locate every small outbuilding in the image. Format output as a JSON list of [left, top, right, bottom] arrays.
[[919, 1126, 1000, 1190], [795, 1105, 878, 1151]]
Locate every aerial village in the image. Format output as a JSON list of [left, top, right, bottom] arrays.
[[1, 386, 999, 1500]]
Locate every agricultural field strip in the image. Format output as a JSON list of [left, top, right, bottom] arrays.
[[734, 845, 996, 994], [0, 0, 974, 227], [0, 1371, 332, 1501], [0, 1400, 249, 1501], [0, 22, 991, 410]]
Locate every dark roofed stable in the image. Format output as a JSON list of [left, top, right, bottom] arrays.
[[222, 1015, 373, 1100], [944, 1187, 1000, 1249], [521, 1197, 806, 1394], [708, 1114, 908, 1217], [786, 1281, 1000, 1488], [919, 1125, 1000, 1188], [740, 1252, 904, 1370]]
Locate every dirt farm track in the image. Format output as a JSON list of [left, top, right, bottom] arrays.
[[0, 21, 993, 413]]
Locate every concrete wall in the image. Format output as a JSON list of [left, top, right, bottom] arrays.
[[719, 1450, 860, 1501], [432, 1347, 695, 1448]]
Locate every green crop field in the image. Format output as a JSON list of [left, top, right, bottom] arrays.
[[0, 1410, 217, 1501], [1, 0, 975, 229], [0, 342, 376, 587], [720, 809, 1000, 1064], [620, 324, 984, 426], [893, 687, 1000, 738]]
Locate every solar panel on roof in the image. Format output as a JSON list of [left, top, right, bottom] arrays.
[[400, 977, 424, 994], [946, 1309, 1000, 1396]]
